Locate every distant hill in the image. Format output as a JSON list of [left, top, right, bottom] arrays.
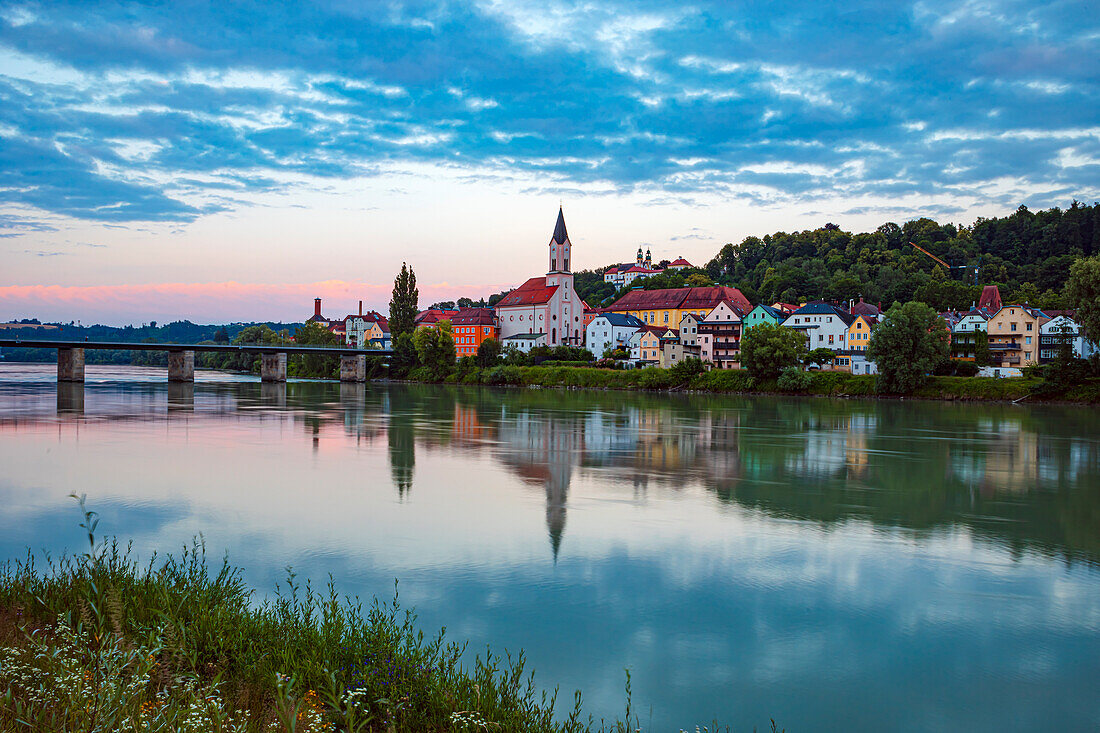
[[0, 320, 303, 365], [575, 202, 1099, 312]]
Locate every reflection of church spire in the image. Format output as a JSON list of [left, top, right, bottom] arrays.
[[546, 474, 568, 562]]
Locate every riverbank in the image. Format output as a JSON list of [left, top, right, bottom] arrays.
[[424, 364, 1100, 404], [0, 531, 651, 733]]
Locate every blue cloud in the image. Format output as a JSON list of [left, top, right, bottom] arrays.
[[0, 0, 1097, 222]]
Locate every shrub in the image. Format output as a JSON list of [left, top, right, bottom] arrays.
[[777, 366, 813, 391], [669, 356, 705, 384]]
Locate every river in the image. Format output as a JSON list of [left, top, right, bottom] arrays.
[[1, 363, 1098, 730]]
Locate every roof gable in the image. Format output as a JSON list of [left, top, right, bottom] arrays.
[[495, 277, 559, 307]]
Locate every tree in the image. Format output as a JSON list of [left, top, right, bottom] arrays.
[[292, 321, 343, 378], [429, 301, 456, 310], [212, 327, 230, 344], [476, 337, 502, 367], [389, 263, 419, 338], [867, 301, 950, 394], [1066, 255, 1100, 349], [389, 332, 418, 378], [412, 321, 456, 379], [740, 322, 807, 380], [804, 347, 835, 368]]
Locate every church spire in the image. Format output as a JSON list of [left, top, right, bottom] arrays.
[[548, 205, 572, 274], [552, 205, 569, 245]]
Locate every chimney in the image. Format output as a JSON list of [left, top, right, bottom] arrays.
[[314, 298, 322, 318], [359, 300, 363, 316]]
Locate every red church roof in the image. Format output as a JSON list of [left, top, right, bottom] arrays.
[[495, 277, 560, 307]]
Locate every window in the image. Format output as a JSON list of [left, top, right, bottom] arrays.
[[1011, 322, 1018, 331], [1026, 322, 1033, 331], [1025, 336, 1032, 345]]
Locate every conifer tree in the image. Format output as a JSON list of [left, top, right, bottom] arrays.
[[389, 263, 419, 338]]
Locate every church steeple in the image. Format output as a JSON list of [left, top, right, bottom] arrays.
[[548, 206, 571, 273]]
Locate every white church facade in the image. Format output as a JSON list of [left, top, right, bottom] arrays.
[[495, 207, 585, 347]]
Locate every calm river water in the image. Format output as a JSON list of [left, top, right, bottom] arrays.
[[1, 363, 1099, 730]]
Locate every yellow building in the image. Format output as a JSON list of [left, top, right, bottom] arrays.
[[846, 315, 876, 353], [606, 286, 752, 328], [987, 305, 1047, 367]]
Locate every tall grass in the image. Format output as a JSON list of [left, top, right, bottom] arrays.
[[0, 496, 686, 732]]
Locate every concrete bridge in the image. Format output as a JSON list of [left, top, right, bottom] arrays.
[[0, 339, 391, 383]]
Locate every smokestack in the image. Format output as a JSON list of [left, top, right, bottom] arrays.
[[359, 300, 363, 316], [314, 298, 322, 317]]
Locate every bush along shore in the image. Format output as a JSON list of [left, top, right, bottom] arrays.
[[413, 363, 1100, 405], [0, 497, 768, 733]]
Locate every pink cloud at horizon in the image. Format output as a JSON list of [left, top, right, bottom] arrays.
[[0, 279, 512, 326]]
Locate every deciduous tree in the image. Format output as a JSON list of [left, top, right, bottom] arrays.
[[740, 322, 807, 380], [1066, 255, 1100, 348], [867, 301, 950, 394]]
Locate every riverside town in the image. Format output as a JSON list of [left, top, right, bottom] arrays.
[[3, 3, 1100, 732]]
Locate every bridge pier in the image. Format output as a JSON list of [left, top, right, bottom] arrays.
[[261, 352, 287, 382], [58, 347, 85, 382], [168, 350, 195, 382], [340, 354, 367, 382]]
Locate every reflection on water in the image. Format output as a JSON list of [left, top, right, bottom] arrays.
[[1, 364, 1099, 731]]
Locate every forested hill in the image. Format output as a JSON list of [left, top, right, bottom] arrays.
[[575, 202, 1100, 311]]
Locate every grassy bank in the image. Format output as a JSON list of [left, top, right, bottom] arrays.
[[1, 500, 680, 733], [430, 364, 1100, 404], [0, 501, 767, 732]]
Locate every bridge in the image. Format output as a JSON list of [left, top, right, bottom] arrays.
[[0, 339, 391, 383]]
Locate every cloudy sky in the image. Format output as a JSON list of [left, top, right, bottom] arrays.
[[1, 1, 1097, 324]]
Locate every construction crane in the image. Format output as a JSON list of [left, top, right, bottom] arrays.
[[909, 242, 980, 285]]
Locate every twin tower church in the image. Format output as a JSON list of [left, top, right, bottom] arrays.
[[495, 207, 586, 347]]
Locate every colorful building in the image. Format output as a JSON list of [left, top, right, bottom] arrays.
[[742, 304, 783, 331], [987, 304, 1048, 367], [845, 315, 877, 353], [452, 307, 498, 357], [699, 300, 743, 369]]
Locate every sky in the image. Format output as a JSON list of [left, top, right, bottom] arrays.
[[0, 0, 1098, 325]]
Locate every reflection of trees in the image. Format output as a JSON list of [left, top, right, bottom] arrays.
[[387, 407, 416, 499], [204, 378, 1100, 566]]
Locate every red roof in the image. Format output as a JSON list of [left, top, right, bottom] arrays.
[[609, 286, 751, 314], [415, 309, 458, 324], [669, 257, 692, 267], [451, 307, 497, 326], [495, 277, 559, 307], [625, 265, 660, 274]]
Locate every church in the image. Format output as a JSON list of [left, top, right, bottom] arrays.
[[494, 207, 584, 347]]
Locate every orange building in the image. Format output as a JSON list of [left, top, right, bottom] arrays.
[[452, 308, 499, 357]]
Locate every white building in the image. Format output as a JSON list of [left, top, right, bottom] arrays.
[[586, 313, 644, 357], [781, 301, 855, 351], [1040, 315, 1098, 361], [495, 207, 584, 347], [502, 333, 547, 353], [953, 309, 989, 335]]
